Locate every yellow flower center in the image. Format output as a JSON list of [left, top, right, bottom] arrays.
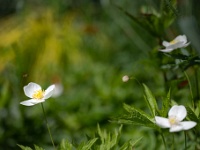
[[32, 90, 45, 99], [169, 39, 177, 44], [169, 116, 178, 125]]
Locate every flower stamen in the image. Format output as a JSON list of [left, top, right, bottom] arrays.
[[169, 39, 177, 44], [169, 116, 178, 125], [32, 89, 45, 99]]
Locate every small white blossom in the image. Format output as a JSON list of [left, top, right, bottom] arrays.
[[122, 75, 129, 82], [20, 82, 55, 106], [159, 35, 190, 53], [155, 105, 196, 132]]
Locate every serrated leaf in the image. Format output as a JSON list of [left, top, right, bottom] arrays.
[[118, 104, 157, 129], [34, 145, 44, 150], [114, 4, 160, 37], [186, 106, 198, 121], [17, 145, 32, 150], [77, 138, 98, 150], [109, 130, 119, 148], [186, 106, 200, 129], [131, 137, 143, 147], [162, 89, 171, 117], [59, 139, 73, 150], [119, 142, 131, 150], [96, 125, 124, 150], [120, 137, 142, 150], [97, 124, 104, 144], [143, 84, 158, 117], [119, 140, 133, 150]]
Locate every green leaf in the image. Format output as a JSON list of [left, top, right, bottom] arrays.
[[131, 137, 143, 147], [119, 142, 131, 150], [59, 139, 73, 150], [117, 104, 157, 129], [120, 137, 143, 150], [163, 53, 189, 60], [97, 124, 113, 150], [17, 145, 32, 150], [34, 145, 44, 150], [143, 84, 158, 117], [119, 140, 133, 150], [186, 106, 200, 129], [163, 0, 178, 16], [161, 89, 171, 117], [186, 106, 198, 121], [196, 101, 200, 117], [109, 127, 121, 148], [96, 124, 123, 150], [114, 4, 161, 37], [77, 138, 98, 150], [97, 124, 104, 145]]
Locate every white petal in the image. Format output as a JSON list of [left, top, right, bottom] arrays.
[[166, 42, 185, 50], [159, 42, 183, 52], [52, 84, 63, 97], [20, 99, 44, 106], [162, 41, 170, 47], [170, 124, 183, 132], [168, 105, 186, 121], [155, 116, 170, 128], [182, 42, 190, 48], [20, 100, 35, 106], [24, 82, 41, 98], [159, 48, 174, 53], [175, 35, 187, 44], [44, 84, 55, 99], [180, 121, 197, 130]]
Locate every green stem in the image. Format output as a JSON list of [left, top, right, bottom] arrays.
[[184, 131, 187, 150], [172, 133, 174, 150], [184, 71, 194, 108], [130, 76, 142, 87], [195, 68, 199, 101], [41, 103, 56, 149], [161, 132, 167, 150]]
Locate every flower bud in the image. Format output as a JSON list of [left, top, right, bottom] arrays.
[[122, 75, 129, 82]]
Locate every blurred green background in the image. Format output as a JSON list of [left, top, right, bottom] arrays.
[[0, 0, 199, 149]]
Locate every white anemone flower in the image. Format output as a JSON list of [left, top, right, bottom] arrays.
[[159, 35, 190, 53], [155, 105, 197, 132], [20, 82, 55, 106]]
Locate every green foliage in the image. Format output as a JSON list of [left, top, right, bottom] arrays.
[[186, 106, 200, 129], [18, 125, 137, 150], [143, 84, 158, 116], [117, 103, 156, 129], [161, 89, 171, 117], [59, 140, 73, 150], [163, 53, 200, 70], [18, 145, 32, 150], [58, 138, 98, 150], [115, 0, 176, 38], [78, 138, 98, 150], [18, 144, 44, 150], [19, 125, 137, 149], [96, 124, 119, 150], [116, 84, 171, 130]]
